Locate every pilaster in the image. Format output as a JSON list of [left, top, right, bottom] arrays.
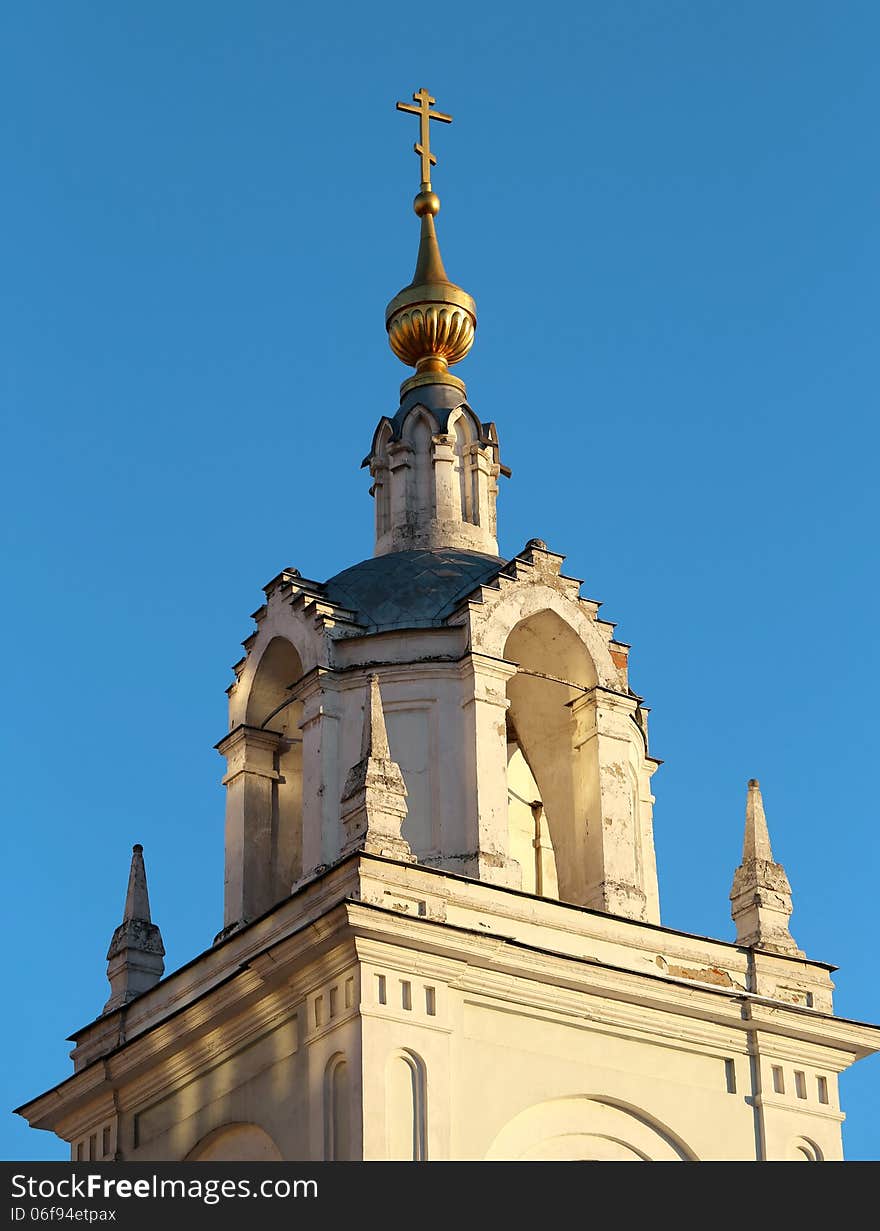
[[571, 688, 654, 921], [217, 724, 285, 929], [469, 443, 496, 533], [458, 653, 519, 888], [386, 442, 412, 541], [296, 671, 344, 878], [744, 1003, 846, 1161]]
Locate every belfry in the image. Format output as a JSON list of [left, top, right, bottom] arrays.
[[17, 90, 880, 1162]]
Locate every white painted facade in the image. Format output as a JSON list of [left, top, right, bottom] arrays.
[[18, 854, 879, 1162]]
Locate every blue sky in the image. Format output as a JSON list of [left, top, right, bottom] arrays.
[[2, 1, 878, 1160]]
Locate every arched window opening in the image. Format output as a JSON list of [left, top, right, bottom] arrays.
[[246, 637, 305, 893], [504, 610, 597, 906]]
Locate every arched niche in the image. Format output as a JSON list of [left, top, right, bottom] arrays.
[[324, 1053, 352, 1161], [788, 1136, 824, 1161], [385, 1049, 427, 1161], [504, 609, 597, 905], [185, 1122, 282, 1162], [484, 1096, 696, 1161], [448, 407, 478, 525], [245, 636, 304, 893], [404, 409, 437, 522], [372, 421, 393, 538]]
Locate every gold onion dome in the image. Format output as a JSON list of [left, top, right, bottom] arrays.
[[386, 88, 476, 396]]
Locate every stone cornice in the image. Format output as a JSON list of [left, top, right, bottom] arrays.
[[65, 848, 836, 1063], [343, 900, 880, 1061], [19, 852, 877, 1137], [214, 723, 285, 756], [17, 886, 880, 1139], [752, 1093, 845, 1124]]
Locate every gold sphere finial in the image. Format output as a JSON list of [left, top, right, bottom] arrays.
[[414, 190, 440, 217], [387, 88, 476, 396]]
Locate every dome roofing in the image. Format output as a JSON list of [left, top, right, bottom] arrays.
[[323, 548, 505, 632]]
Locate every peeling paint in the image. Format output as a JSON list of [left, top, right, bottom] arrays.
[[656, 954, 737, 988]]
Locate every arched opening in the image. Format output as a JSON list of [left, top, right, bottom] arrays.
[[386, 1049, 427, 1160], [507, 743, 559, 898], [186, 1122, 282, 1162], [246, 637, 304, 895], [504, 609, 597, 905]]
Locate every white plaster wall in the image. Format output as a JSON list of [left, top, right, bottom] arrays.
[[121, 1018, 306, 1162], [37, 861, 860, 1163], [333, 666, 470, 868], [452, 995, 749, 1160]]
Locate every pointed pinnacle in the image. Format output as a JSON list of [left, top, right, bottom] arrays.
[[743, 778, 774, 863], [122, 843, 153, 924], [361, 674, 391, 761], [411, 211, 450, 285]]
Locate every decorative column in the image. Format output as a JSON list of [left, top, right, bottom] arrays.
[[216, 724, 284, 930], [458, 653, 519, 888], [571, 687, 655, 922]]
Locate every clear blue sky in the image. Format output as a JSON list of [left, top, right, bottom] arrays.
[[2, 1, 877, 1160]]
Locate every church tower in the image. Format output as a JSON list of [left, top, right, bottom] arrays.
[[17, 90, 880, 1163]]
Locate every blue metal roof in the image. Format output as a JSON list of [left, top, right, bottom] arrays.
[[323, 549, 506, 631]]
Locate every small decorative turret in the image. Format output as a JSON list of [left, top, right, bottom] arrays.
[[340, 676, 413, 862], [730, 780, 803, 956], [366, 89, 502, 557], [386, 88, 477, 398], [104, 844, 166, 1013]]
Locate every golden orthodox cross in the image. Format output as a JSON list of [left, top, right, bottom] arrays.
[[396, 88, 452, 187]]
